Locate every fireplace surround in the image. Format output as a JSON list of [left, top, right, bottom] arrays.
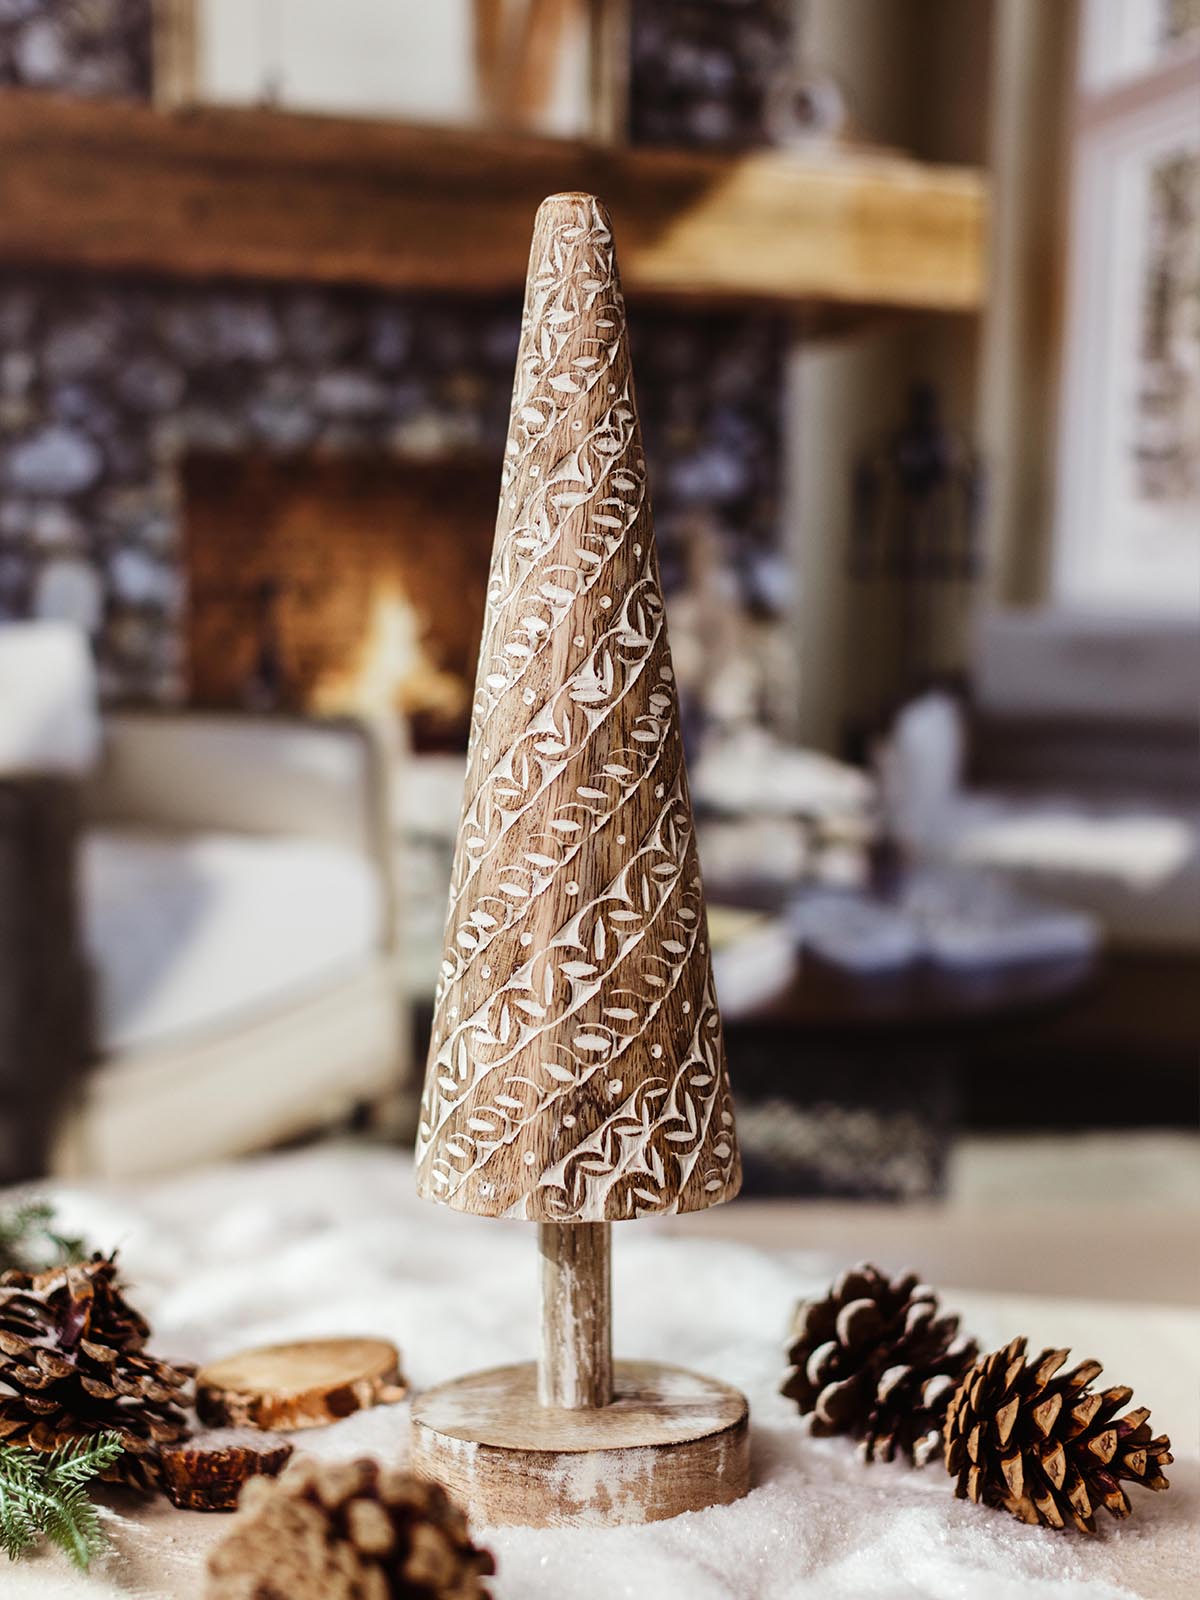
[[0, 0, 791, 739]]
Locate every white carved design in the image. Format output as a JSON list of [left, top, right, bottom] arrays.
[[416, 196, 740, 1221]]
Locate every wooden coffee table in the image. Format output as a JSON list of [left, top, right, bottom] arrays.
[[723, 944, 1098, 1200]]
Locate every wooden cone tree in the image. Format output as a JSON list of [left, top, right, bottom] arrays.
[[411, 193, 748, 1528]]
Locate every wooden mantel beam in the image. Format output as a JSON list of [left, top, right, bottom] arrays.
[[0, 91, 986, 315]]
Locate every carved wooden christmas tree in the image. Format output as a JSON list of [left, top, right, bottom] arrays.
[[410, 193, 748, 1527]]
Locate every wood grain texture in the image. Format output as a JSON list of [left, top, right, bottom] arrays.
[[409, 1359, 750, 1526], [0, 91, 987, 314], [195, 1338, 407, 1432], [415, 192, 741, 1222], [539, 1221, 612, 1408]]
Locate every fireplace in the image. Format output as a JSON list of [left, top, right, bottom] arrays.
[[183, 452, 498, 749], [0, 269, 784, 733]]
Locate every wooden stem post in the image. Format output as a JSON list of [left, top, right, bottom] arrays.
[[538, 1222, 612, 1409]]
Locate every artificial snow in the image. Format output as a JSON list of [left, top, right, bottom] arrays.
[[3, 1143, 1195, 1599]]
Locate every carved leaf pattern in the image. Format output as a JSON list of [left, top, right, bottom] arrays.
[[415, 195, 741, 1222]]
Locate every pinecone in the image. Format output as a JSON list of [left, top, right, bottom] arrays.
[[944, 1337, 1173, 1532], [0, 1254, 192, 1491], [781, 1263, 978, 1464], [206, 1457, 495, 1600]]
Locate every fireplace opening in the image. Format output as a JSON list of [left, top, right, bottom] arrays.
[[183, 452, 499, 750]]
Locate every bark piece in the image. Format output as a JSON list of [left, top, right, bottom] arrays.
[[160, 1428, 294, 1511]]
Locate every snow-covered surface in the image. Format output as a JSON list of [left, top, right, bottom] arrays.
[[5, 1144, 1196, 1599]]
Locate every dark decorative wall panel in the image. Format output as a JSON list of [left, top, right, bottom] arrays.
[[631, 0, 793, 149], [0, 0, 152, 97]]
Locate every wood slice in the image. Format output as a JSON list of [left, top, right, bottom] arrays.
[[409, 1359, 749, 1527], [195, 1338, 407, 1432], [159, 1429, 294, 1512]]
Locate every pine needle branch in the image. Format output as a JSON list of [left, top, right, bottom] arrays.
[[45, 1434, 126, 1490], [45, 1482, 106, 1571], [0, 1201, 87, 1275], [0, 1434, 124, 1569]]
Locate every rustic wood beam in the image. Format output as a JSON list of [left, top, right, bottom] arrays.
[[0, 91, 986, 316]]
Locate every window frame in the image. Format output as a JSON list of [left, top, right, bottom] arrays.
[[1051, 4, 1200, 615]]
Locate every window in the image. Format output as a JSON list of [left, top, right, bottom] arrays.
[[1054, 0, 1200, 612]]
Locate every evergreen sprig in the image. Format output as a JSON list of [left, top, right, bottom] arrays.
[[0, 1434, 124, 1569], [0, 1201, 87, 1276]]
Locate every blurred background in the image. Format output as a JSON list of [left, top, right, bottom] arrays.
[[0, 1, 1196, 1300]]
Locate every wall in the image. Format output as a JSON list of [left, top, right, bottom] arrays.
[[788, 0, 994, 752], [977, 0, 1077, 607]]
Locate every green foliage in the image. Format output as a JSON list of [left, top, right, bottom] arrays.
[[0, 1434, 124, 1570], [0, 1201, 87, 1276]]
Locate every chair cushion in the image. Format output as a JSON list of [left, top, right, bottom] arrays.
[[82, 828, 384, 1054]]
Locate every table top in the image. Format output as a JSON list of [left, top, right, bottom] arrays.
[[748, 948, 1098, 1032], [6, 1143, 1195, 1600]]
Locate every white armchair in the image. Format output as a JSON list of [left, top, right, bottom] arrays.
[[55, 709, 409, 1178], [0, 619, 409, 1179]]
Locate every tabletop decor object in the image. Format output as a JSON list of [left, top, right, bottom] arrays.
[[782, 1262, 978, 1464], [409, 191, 746, 1527], [0, 1432, 123, 1570], [205, 1457, 495, 1600], [0, 1256, 191, 1491], [159, 1430, 295, 1512], [944, 1337, 1173, 1532], [196, 1338, 407, 1432]]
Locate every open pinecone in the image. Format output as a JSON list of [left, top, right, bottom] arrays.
[[782, 1263, 978, 1464], [0, 1254, 192, 1491], [944, 1337, 1173, 1532], [206, 1457, 495, 1600]]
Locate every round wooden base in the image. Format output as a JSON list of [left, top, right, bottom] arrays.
[[409, 1359, 749, 1528]]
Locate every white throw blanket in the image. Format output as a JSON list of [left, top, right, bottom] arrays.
[[4, 1145, 1196, 1599]]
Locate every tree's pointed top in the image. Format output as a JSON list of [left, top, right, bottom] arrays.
[[415, 195, 740, 1223]]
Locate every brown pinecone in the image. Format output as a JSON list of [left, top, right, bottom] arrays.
[[0, 1254, 192, 1491], [781, 1262, 978, 1464], [206, 1457, 495, 1600], [944, 1337, 1173, 1532]]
